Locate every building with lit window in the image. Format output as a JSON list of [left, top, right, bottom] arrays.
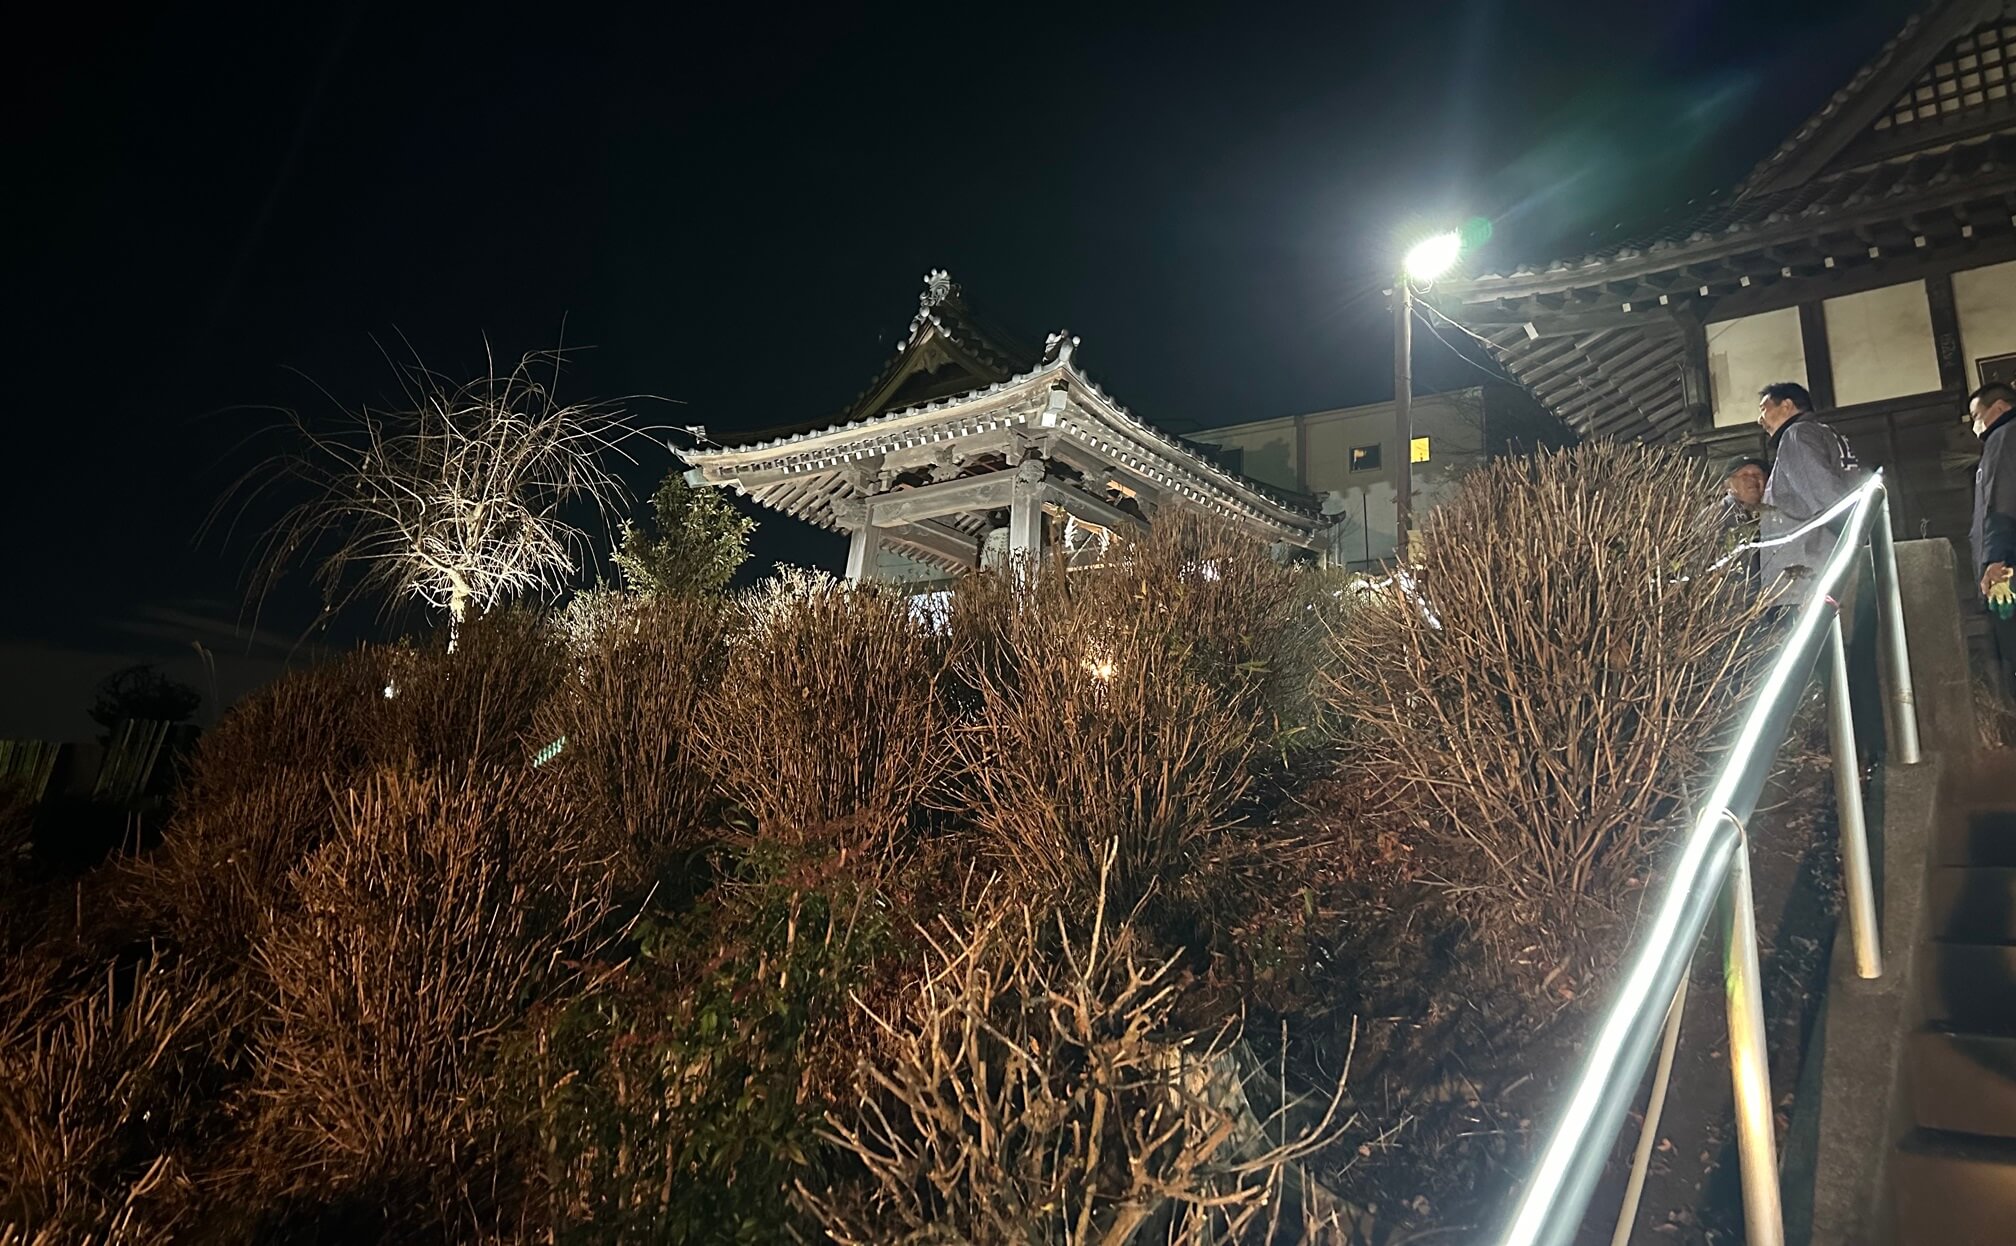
[[1182, 384, 1566, 566]]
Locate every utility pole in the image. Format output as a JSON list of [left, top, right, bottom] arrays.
[[1392, 278, 1414, 564], [1391, 228, 1461, 566]]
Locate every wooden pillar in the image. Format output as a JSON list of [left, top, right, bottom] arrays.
[[1926, 271, 1966, 393], [1008, 459, 1046, 563], [834, 497, 878, 582], [1675, 304, 1713, 434], [844, 526, 880, 581]]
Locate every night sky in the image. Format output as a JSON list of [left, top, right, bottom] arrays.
[[6, 0, 1919, 737]]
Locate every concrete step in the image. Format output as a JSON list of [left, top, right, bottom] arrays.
[[1941, 809, 2016, 867], [1931, 867, 2016, 942], [1893, 1129, 2016, 1245], [1912, 1031, 2016, 1137], [1925, 943, 2016, 1030]]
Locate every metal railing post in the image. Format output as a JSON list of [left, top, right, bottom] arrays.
[[1825, 606, 1884, 979], [1724, 833, 1785, 1246], [1868, 491, 1923, 765], [1609, 974, 1690, 1246]]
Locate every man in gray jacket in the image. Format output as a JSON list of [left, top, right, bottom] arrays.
[[1756, 381, 1863, 596], [1966, 382, 2016, 695]]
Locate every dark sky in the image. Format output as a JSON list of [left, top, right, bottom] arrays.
[[5, 0, 1920, 737]]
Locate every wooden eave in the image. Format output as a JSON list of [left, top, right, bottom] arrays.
[[686, 362, 1324, 544]]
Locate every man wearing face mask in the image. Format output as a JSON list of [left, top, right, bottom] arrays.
[[1965, 381, 2016, 696]]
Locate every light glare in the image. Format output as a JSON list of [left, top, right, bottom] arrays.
[[1403, 231, 1462, 282]]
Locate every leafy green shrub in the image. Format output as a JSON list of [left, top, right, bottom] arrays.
[[612, 470, 756, 600], [516, 837, 894, 1244]]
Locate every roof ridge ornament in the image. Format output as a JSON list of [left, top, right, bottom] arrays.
[[1043, 330, 1080, 367], [920, 269, 956, 308]]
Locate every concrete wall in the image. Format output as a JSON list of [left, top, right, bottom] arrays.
[[1188, 388, 1491, 564]]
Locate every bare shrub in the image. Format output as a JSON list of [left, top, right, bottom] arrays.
[[0, 782, 32, 898], [175, 649, 387, 811], [145, 615, 562, 961], [138, 652, 388, 962], [534, 593, 729, 872], [954, 588, 1261, 907], [950, 516, 1326, 907], [805, 867, 1355, 1245], [698, 572, 947, 847], [1327, 443, 1771, 915], [377, 609, 565, 771], [0, 955, 227, 1241], [1068, 510, 1338, 753], [244, 768, 615, 1234], [143, 769, 334, 962]]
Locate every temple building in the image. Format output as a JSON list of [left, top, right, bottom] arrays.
[[682, 271, 1331, 583], [1439, 0, 2016, 550]]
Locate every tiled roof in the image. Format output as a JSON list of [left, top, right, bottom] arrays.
[[1457, 128, 2016, 293], [1737, 6, 1940, 195]]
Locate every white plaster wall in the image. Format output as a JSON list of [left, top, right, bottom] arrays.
[[1823, 280, 1940, 406], [1708, 306, 1807, 427], [1954, 259, 2016, 388]]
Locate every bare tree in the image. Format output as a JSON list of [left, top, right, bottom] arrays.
[[237, 346, 652, 640]]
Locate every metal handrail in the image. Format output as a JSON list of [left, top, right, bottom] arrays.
[[1498, 471, 1922, 1246]]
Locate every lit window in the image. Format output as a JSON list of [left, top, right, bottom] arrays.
[[1349, 444, 1382, 471]]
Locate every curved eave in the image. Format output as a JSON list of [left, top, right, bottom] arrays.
[[689, 364, 1323, 545]]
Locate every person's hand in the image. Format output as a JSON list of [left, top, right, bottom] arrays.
[[1987, 562, 2016, 620]]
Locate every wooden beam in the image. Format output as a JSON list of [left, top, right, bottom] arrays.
[[883, 518, 981, 569], [1706, 231, 2016, 321], [867, 472, 1017, 526], [1040, 481, 1149, 537], [845, 527, 878, 581], [699, 462, 841, 491], [1008, 466, 1044, 561], [1925, 270, 1967, 392], [1462, 298, 1676, 334], [1674, 303, 1712, 432], [1799, 302, 1837, 412]]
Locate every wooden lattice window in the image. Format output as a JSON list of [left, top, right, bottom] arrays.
[[1875, 21, 2016, 132]]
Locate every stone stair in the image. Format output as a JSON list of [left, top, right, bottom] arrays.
[[1892, 807, 2016, 1244]]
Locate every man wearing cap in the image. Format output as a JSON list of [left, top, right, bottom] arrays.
[[1712, 455, 1769, 584], [1966, 382, 2016, 696]]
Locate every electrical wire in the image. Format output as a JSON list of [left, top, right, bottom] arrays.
[[1415, 298, 1641, 428]]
